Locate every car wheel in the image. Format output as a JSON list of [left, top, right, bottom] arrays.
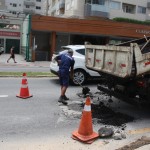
[[72, 70, 86, 85]]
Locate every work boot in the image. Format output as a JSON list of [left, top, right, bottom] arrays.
[[64, 95, 69, 101], [58, 96, 63, 102], [58, 96, 68, 105]]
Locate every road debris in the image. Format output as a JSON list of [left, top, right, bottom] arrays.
[[98, 127, 114, 138], [116, 136, 150, 150], [113, 130, 126, 140]]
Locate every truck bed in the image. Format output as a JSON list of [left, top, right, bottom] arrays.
[[85, 37, 150, 78]]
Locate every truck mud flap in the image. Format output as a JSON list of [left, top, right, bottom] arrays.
[[97, 84, 143, 106]]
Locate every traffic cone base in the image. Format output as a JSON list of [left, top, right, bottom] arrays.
[[71, 95, 99, 144], [16, 94, 33, 99], [72, 130, 99, 143], [72, 136, 94, 144]]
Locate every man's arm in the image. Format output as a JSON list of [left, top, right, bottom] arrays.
[[70, 60, 75, 79], [54, 55, 61, 65]]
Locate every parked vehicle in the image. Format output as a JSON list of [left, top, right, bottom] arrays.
[[50, 45, 100, 85], [85, 36, 150, 104]]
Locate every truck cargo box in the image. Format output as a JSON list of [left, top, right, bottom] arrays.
[[85, 37, 150, 78]]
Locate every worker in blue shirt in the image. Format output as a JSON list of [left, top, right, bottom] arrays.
[[55, 49, 75, 105]]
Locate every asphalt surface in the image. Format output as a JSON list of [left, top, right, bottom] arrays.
[[1, 77, 150, 150], [0, 54, 150, 150]]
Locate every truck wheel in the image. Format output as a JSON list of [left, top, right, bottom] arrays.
[[72, 70, 86, 85], [139, 95, 147, 100]]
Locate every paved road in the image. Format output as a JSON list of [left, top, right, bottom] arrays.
[[0, 54, 150, 149], [0, 77, 150, 150]]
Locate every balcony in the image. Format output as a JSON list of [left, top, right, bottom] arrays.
[[23, 8, 35, 14], [24, 1, 35, 6], [84, 4, 109, 18]]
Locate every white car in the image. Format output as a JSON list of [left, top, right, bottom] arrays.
[[50, 45, 100, 85]]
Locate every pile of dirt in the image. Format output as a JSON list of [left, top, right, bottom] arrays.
[[91, 103, 134, 127]]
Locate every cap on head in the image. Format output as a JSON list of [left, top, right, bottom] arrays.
[[68, 49, 73, 54]]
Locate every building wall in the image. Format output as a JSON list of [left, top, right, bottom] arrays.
[[5, 0, 23, 12], [64, 0, 85, 18], [5, 0, 48, 15], [31, 15, 150, 61], [34, 0, 48, 15], [109, 0, 149, 21], [48, 0, 150, 21], [0, 0, 6, 10], [2, 0, 150, 20], [0, 12, 23, 54]]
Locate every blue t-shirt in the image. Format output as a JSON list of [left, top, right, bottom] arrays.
[[56, 53, 75, 73]]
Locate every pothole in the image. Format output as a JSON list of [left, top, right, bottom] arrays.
[[68, 102, 134, 128]]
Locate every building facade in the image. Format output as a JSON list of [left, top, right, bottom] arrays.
[[30, 15, 150, 61], [0, 11, 24, 54], [49, 0, 150, 21], [1, 0, 150, 61], [5, 0, 48, 15], [0, 0, 6, 10], [0, 0, 48, 57]]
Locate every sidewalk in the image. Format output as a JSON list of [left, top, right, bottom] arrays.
[[0, 54, 50, 67]]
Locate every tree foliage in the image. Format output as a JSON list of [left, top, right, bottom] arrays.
[[113, 17, 150, 26]]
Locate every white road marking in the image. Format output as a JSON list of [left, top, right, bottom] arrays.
[[0, 95, 8, 97]]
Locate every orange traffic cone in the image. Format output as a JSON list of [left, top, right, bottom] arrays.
[[16, 73, 33, 99], [72, 95, 99, 143], [22, 72, 27, 80]]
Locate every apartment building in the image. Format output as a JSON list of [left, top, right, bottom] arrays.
[[49, 0, 150, 21], [4, 0, 48, 15], [0, 0, 6, 10]]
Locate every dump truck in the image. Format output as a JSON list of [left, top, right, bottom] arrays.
[[85, 36, 150, 104]]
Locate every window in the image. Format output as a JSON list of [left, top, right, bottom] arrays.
[[12, 11, 16, 14], [138, 6, 146, 14], [36, 0, 41, 2], [122, 3, 135, 14], [93, 0, 105, 5], [13, 3, 17, 7], [110, 1, 120, 10], [36, 6, 41, 10], [85, 0, 91, 4], [26, 5, 30, 8], [76, 49, 85, 55], [85, 0, 105, 5]]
